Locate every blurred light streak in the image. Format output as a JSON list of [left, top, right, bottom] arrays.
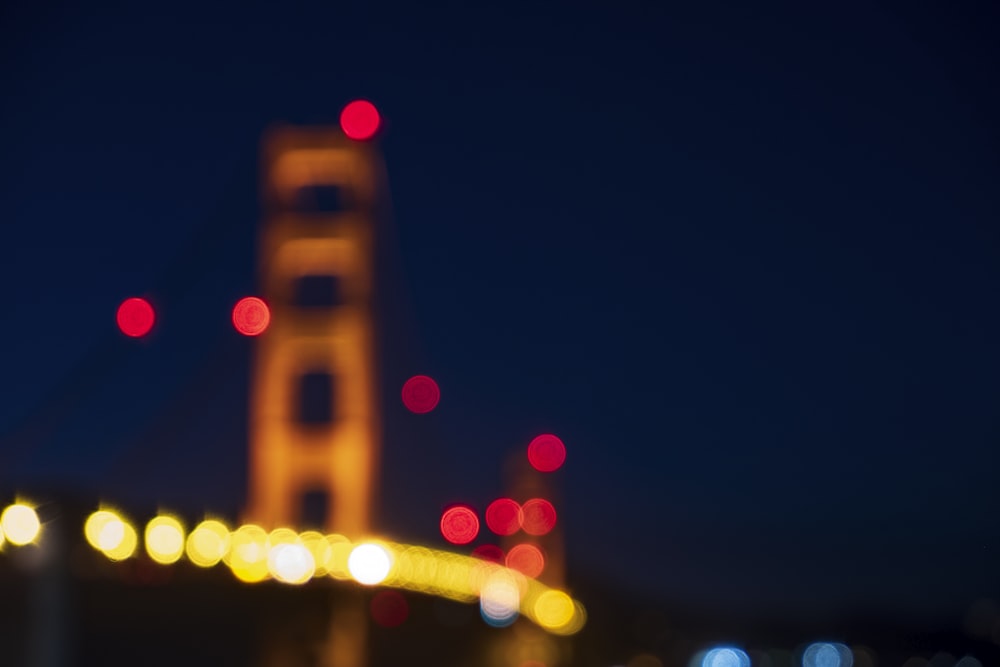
[[440, 505, 479, 544], [485, 498, 522, 536], [116, 297, 155, 337], [372, 541, 584, 633], [75, 511, 585, 635], [232, 296, 271, 336], [144, 515, 185, 564], [527, 434, 566, 472], [1, 503, 41, 545]]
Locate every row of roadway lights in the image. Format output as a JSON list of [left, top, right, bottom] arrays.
[[0, 500, 582, 635], [83, 508, 581, 633]]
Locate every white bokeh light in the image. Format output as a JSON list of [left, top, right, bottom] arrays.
[[268, 543, 316, 584], [347, 543, 391, 585]]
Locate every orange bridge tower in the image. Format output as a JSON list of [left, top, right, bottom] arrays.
[[247, 122, 383, 667]]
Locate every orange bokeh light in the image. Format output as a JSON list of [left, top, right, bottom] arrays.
[[527, 434, 566, 472], [116, 297, 155, 337], [440, 505, 479, 545], [520, 499, 557, 536], [340, 100, 381, 140], [506, 543, 545, 578], [485, 498, 522, 536], [232, 296, 271, 336]]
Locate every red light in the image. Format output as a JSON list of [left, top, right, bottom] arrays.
[[440, 505, 479, 545], [340, 100, 381, 140], [232, 296, 271, 336], [471, 544, 504, 563], [527, 434, 566, 472], [520, 499, 557, 536], [402, 375, 440, 413], [485, 498, 522, 536], [116, 297, 155, 337], [506, 543, 545, 578], [370, 590, 408, 628]]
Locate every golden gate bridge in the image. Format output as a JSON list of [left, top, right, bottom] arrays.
[[0, 99, 583, 667]]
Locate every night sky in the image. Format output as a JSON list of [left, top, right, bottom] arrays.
[[2, 1, 999, 627]]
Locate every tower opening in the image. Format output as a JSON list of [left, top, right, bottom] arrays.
[[300, 487, 331, 530], [292, 184, 348, 213], [297, 371, 335, 425], [293, 274, 342, 308]]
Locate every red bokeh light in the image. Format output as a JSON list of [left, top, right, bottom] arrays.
[[402, 375, 440, 413], [340, 100, 381, 140], [232, 296, 271, 336], [527, 434, 566, 472], [471, 544, 505, 564], [440, 505, 479, 545], [485, 498, 522, 536], [506, 543, 545, 578], [520, 498, 557, 536], [116, 297, 155, 337], [370, 590, 409, 628]]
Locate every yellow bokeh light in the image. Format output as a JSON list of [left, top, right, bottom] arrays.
[[104, 520, 138, 561], [145, 515, 185, 565], [227, 524, 270, 583], [85, 508, 138, 559], [532, 590, 575, 630], [185, 519, 231, 567], [85, 510, 118, 550], [1, 503, 40, 546], [347, 543, 392, 585]]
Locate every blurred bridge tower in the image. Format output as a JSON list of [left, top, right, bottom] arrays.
[[247, 125, 382, 667], [497, 452, 570, 667]]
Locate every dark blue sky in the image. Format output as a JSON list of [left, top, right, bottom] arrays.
[[2, 1, 998, 623]]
